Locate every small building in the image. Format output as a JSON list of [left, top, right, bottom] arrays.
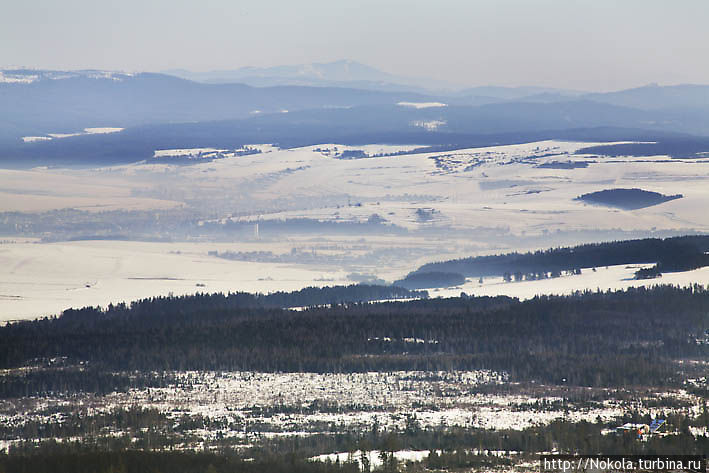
[[615, 419, 665, 439], [616, 423, 649, 437]]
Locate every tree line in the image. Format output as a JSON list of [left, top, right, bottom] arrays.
[[412, 235, 709, 278], [1, 285, 708, 388]]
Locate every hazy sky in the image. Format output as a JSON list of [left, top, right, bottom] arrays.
[[2, 0, 707, 91]]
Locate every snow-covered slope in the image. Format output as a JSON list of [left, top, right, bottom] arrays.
[[2, 139, 709, 320], [174, 139, 709, 235]]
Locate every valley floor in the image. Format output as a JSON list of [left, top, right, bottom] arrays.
[[1, 369, 704, 463]]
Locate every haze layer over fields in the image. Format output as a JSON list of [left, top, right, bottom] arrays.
[[3, 140, 709, 320]]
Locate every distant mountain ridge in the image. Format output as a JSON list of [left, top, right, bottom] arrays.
[[0, 68, 135, 83], [0, 70, 433, 144], [581, 84, 709, 110], [3, 63, 709, 166], [163, 59, 459, 93], [162, 62, 709, 111], [163, 61, 590, 99], [455, 85, 584, 100], [168, 60, 401, 83]]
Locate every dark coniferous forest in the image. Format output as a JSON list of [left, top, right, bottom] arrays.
[[2, 285, 708, 389], [412, 235, 709, 278], [576, 188, 683, 210]]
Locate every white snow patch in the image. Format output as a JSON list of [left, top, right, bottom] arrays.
[[398, 102, 447, 109], [312, 449, 432, 468], [21, 136, 52, 143], [412, 119, 446, 130], [0, 71, 37, 83], [84, 127, 124, 134], [22, 127, 123, 144]]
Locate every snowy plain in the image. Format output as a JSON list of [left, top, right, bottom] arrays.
[[2, 140, 709, 320]]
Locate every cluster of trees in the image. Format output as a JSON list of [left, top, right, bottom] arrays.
[[536, 160, 590, 169], [2, 285, 708, 387], [4, 413, 709, 472], [0, 449, 360, 473], [0, 406, 169, 441], [635, 245, 709, 280], [247, 284, 427, 307], [576, 188, 683, 210], [502, 268, 581, 282], [578, 138, 709, 159], [256, 412, 709, 461], [0, 367, 175, 398], [635, 266, 663, 280], [425, 450, 512, 470], [413, 235, 709, 278], [393, 271, 466, 289], [102, 284, 425, 313]]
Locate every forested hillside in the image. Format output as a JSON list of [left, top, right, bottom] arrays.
[[2, 285, 708, 388], [412, 235, 709, 278]]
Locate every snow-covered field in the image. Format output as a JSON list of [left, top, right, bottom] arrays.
[[6, 139, 709, 232], [0, 167, 181, 212], [431, 263, 709, 299], [190, 140, 709, 234], [0, 239, 353, 321], [2, 140, 709, 320], [3, 237, 708, 322], [21, 127, 123, 144]]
